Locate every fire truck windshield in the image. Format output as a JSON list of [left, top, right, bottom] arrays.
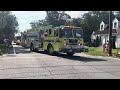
[[61, 28, 73, 38], [61, 28, 83, 38], [73, 28, 83, 38]]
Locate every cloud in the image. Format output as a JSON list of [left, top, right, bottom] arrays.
[[66, 11, 88, 18]]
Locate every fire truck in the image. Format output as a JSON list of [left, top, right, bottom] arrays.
[[21, 25, 88, 56]]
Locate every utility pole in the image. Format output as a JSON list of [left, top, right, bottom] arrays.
[[109, 11, 112, 56]]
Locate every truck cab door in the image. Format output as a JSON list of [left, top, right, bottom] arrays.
[[53, 29, 60, 51], [39, 30, 44, 48]]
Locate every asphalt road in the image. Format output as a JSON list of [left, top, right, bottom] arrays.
[[1, 44, 120, 79]]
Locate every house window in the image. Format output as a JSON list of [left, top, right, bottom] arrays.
[[114, 22, 117, 29], [101, 25, 103, 30]]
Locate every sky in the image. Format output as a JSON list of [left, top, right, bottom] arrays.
[[11, 11, 88, 34]]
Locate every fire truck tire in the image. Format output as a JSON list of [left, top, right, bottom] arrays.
[[47, 46, 54, 55], [67, 52, 74, 56], [30, 43, 35, 52], [34, 48, 38, 52]]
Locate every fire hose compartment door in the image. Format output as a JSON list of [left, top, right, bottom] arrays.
[[72, 45, 80, 48], [36, 38, 38, 41]]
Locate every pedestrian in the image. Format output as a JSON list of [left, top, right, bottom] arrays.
[[103, 43, 106, 52], [106, 40, 109, 53]]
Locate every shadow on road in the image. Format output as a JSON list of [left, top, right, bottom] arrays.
[[56, 53, 107, 62], [15, 47, 31, 54], [38, 51, 107, 62], [8, 45, 31, 54]]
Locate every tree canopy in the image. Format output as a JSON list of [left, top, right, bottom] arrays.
[[0, 11, 19, 43], [29, 11, 120, 43], [30, 11, 71, 29]]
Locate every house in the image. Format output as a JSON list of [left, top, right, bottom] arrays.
[[91, 17, 120, 48]]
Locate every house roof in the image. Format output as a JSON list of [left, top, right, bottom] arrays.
[[94, 25, 117, 35], [102, 20, 108, 24], [101, 17, 120, 25], [94, 17, 120, 35], [116, 17, 120, 21]]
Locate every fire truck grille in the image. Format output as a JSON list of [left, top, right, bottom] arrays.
[[69, 39, 78, 44]]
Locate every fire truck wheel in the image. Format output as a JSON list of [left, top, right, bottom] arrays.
[[67, 53, 74, 56], [30, 44, 34, 52], [34, 48, 38, 52], [48, 46, 54, 55]]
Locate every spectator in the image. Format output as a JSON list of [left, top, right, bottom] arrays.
[[106, 40, 109, 53], [103, 43, 106, 52]]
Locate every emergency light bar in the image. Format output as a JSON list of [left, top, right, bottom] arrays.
[[60, 25, 81, 29]]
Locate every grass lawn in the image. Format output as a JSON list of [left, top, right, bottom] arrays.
[[82, 47, 120, 58], [0, 44, 7, 55]]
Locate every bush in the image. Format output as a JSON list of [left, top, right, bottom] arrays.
[[0, 44, 7, 55]]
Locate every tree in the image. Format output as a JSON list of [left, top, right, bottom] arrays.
[[30, 19, 48, 29], [46, 11, 71, 27], [29, 11, 71, 29], [38, 19, 48, 26], [115, 11, 120, 18], [0, 11, 18, 43], [67, 18, 83, 26], [30, 21, 38, 28]]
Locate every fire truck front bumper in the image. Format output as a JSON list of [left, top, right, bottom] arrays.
[[60, 45, 88, 53]]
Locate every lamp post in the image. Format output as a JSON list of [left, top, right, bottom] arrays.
[[108, 11, 112, 56]]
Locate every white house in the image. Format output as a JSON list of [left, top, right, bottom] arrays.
[[91, 17, 120, 48]]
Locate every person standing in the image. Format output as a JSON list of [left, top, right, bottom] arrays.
[[106, 40, 109, 53], [103, 43, 106, 52]]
